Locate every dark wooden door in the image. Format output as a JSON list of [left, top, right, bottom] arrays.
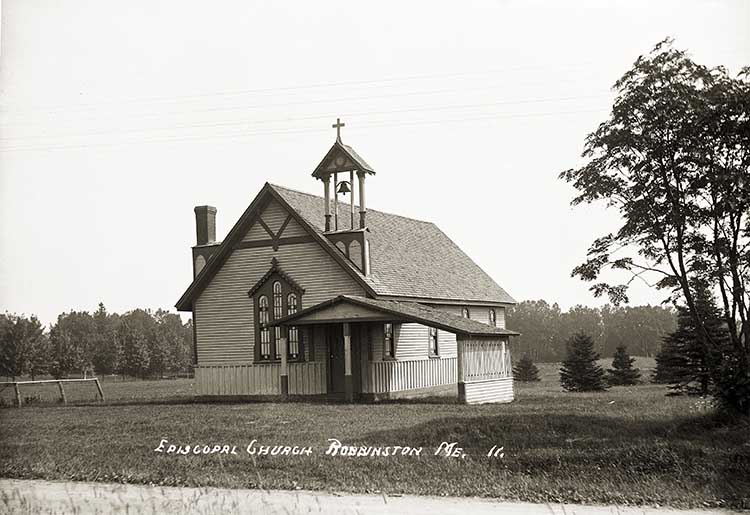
[[328, 325, 345, 393]]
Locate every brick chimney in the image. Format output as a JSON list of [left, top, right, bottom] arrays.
[[194, 206, 217, 245]]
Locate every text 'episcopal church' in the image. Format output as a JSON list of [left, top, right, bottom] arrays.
[[176, 120, 519, 404]]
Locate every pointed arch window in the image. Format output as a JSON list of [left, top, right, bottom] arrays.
[[248, 259, 305, 363], [489, 308, 497, 327], [461, 307, 470, 319]]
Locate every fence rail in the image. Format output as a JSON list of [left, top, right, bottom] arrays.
[[0, 378, 105, 407]]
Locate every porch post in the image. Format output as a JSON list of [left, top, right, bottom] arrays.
[[280, 334, 289, 399], [457, 335, 466, 404], [343, 322, 353, 402]]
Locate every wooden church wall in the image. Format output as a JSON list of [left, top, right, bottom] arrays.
[[195, 200, 366, 365], [433, 304, 507, 329]]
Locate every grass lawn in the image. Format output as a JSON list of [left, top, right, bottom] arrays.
[[1, 359, 748, 509]]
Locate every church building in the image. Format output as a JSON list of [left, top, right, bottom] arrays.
[[176, 120, 519, 404]]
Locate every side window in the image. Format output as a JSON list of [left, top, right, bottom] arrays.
[[461, 307, 470, 319], [428, 327, 439, 357], [287, 293, 299, 359], [489, 308, 497, 327], [384, 323, 395, 359], [272, 282, 283, 359], [258, 295, 271, 360]]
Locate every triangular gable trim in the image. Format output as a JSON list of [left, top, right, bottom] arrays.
[[175, 183, 376, 311], [311, 140, 375, 178], [247, 257, 305, 298]]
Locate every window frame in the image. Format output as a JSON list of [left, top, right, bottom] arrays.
[[428, 326, 439, 357], [383, 322, 396, 360], [253, 273, 304, 363], [489, 308, 497, 327], [461, 307, 470, 319]]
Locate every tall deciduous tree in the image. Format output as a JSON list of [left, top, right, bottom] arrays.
[[0, 313, 46, 380], [49, 311, 96, 378], [560, 332, 607, 392], [559, 39, 750, 414]]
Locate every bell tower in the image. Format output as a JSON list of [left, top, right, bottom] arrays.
[[311, 118, 375, 232], [311, 119, 375, 274]]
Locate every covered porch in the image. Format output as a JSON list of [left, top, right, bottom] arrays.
[[271, 295, 519, 404]]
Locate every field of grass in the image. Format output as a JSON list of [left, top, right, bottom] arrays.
[[1, 358, 748, 509]]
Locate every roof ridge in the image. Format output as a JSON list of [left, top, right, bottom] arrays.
[[268, 183, 436, 226]]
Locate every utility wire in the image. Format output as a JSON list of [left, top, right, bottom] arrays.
[[0, 61, 596, 114], [0, 108, 604, 153], [0, 94, 610, 143]]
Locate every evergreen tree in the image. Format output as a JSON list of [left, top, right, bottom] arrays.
[[92, 303, 120, 375], [560, 332, 607, 391], [654, 283, 730, 396], [513, 355, 540, 381], [606, 346, 640, 385]]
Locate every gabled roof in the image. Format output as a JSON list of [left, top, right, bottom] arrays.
[[176, 182, 516, 311], [271, 185, 516, 305], [175, 183, 376, 311], [311, 139, 375, 178], [247, 257, 305, 298], [271, 295, 519, 337]]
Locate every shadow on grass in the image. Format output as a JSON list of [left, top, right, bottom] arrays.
[[358, 411, 750, 508]]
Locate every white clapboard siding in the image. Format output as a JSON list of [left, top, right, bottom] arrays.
[[395, 323, 428, 360], [195, 362, 326, 396], [241, 200, 308, 242], [433, 304, 507, 329], [243, 222, 269, 242], [260, 199, 290, 234], [368, 357, 457, 393], [195, 242, 365, 364], [464, 378, 514, 404]]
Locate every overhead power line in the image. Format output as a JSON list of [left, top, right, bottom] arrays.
[[0, 94, 610, 143], [0, 61, 596, 115], [0, 108, 605, 153]]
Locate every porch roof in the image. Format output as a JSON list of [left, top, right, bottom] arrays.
[[270, 295, 520, 337]]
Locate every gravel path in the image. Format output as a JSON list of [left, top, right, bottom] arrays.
[[0, 479, 740, 515]]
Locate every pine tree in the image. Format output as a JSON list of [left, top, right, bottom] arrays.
[[653, 283, 730, 396], [560, 332, 607, 391], [606, 346, 640, 385], [513, 355, 540, 381]]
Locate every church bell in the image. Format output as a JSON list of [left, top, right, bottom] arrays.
[[336, 180, 351, 195]]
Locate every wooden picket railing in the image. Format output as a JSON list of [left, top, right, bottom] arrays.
[[0, 378, 105, 407], [462, 340, 512, 382]]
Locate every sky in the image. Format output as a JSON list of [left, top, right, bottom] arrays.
[[0, 0, 748, 327]]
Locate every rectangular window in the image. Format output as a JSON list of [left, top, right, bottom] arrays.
[[274, 327, 281, 359], [384, 323, 395, 359], [288, 326, 299, 358], [428, 327, 439, 357]]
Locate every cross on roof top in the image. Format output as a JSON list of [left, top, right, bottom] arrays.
[[332, 118, 345, 141]]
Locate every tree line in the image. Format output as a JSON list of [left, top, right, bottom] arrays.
[[506, 301, 676, 362], [0, 303, 193, 381]]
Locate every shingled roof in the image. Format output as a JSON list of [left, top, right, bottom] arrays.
[[270, 184, 516, 305], [271, 295, 519, 337]]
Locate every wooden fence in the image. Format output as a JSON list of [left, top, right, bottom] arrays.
[[0, 378, 105, 407]]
